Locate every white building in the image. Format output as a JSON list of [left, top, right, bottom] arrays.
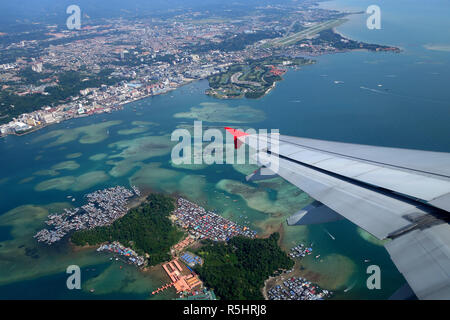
[[32, 63, 43, 73]]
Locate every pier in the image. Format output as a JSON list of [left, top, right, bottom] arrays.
[[152, 282, 175, 295]]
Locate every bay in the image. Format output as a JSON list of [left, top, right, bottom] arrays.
[[0, 0, 449, 299]]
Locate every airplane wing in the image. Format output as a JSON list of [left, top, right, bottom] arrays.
[[225, 128, 450, 300]]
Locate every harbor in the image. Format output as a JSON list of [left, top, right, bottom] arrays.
[[97, 241, 145, 267], [267, 276, 332, 300], [289, 243, 314, 259]]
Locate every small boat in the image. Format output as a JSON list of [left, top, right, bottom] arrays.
[[344, 281, 356, 293], [324, 229, 336, 240]]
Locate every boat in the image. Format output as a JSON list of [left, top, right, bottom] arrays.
[[324, 229, 336, 240], [344, 281, 356, 293]]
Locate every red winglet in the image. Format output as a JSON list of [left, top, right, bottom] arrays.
[[225, 127, 248, 149]]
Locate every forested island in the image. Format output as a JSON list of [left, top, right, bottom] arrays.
[[71, 194, 184, 266], [66, 192, 297, 299], [194, 233, 294, 300]]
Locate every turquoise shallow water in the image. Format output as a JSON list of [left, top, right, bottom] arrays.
[[0, 0, 449, 299]]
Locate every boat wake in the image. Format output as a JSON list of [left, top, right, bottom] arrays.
[[360, 86, 448, 104], [344, 280, 357, 293], [324, 228, 335, 240], [360, 86, 388, 95]]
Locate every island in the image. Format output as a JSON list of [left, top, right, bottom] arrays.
[[33, 188, 330, 300], [193, 233, 294, 300], [206, 57, 315, 99]]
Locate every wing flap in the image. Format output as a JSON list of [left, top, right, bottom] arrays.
[[256, 152, 420, 239], [242, 134, 450, 210], [385, 224, 450, 300], [236, 130, 450, 299]]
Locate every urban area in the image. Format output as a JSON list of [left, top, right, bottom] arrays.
[[0, 2, 398, 136]]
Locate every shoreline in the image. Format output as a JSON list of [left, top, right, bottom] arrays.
[[0, 4, 401, 140], [205, 62, 313, 101], [0, 80, 194, 140], [1, 23, 399, 139]]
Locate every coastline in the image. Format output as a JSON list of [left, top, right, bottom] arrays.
[[69, 241, 97, 253], [0, 13, 399, 139], [0, 80, 192, 140]]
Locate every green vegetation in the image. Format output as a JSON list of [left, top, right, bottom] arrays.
[[206, 56, 314, 99], [0, 45, 44, 65], [194, 233, 294, 300], [71, 194, 184, 266], [44, 69, 121, 101], [18, 67, 53, 85], [0, 91, 53, 124], [310, 29, 399, 52]]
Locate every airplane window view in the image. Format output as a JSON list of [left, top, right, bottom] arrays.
[[0, 0, 448, 311]]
